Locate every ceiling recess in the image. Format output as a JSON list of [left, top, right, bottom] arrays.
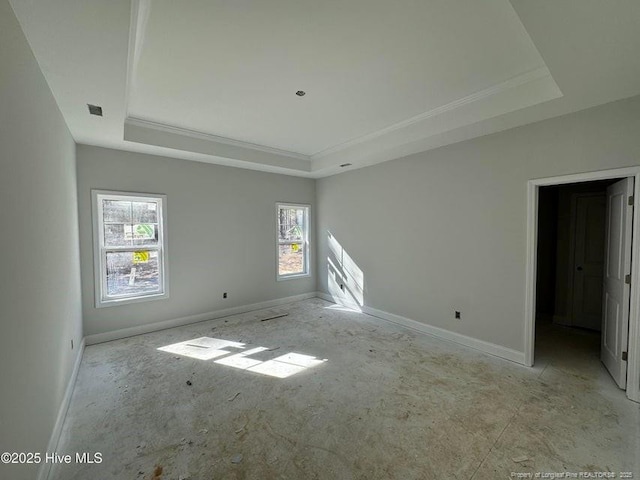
[[13, 0, 640, 178]]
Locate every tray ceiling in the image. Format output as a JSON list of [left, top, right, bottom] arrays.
[[9, 0, 640, 177]]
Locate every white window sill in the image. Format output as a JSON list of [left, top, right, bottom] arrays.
[[277, 273, 311, 282], [96, 292, 169, 308]]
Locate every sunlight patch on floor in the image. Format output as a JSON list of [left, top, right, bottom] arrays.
[[158, 337, 326, 378]]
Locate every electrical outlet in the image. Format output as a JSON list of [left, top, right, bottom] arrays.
[[340, 284, 344, 291], [455, 311, 461, 319], [223, 292, 228, 299]]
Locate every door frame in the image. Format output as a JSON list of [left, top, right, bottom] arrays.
[[524, 166, 640, 403]]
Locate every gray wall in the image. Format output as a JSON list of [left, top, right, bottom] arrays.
[[76, 146, 316, 337], [316, 95, 640, 353], [0, 1, 83, 479]]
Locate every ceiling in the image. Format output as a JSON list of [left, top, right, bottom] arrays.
[[9, 0, 640, 178]]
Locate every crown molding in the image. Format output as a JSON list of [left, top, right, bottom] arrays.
[[310, 66, 552, 160], [123, 0, 309, 168], [126, 116, 311, 161], [125, 66, 554, 169], [124, 2, 556, 174]]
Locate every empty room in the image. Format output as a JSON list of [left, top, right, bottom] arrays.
[[2, 1, 640, 479]]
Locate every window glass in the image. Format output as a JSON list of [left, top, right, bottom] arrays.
[[277, 204, 309, 279], [105, 251, 160, 297]]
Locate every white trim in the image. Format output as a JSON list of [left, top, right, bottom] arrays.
[[316, 292, 336, 303], [276, 272, 312, 281], [123, 0, 150, 120], [311, 66, 552, 159], [525, 166, 640, 403], [123, 67, 552, 166], [317, 292, 525, 365], [37, 339, 85, 480], [524, 180, 537, 367], [276, 203, 311, 281], [91, 190, 169, 308], [85, 292, 317, 345], [126, 116, 310, 161]]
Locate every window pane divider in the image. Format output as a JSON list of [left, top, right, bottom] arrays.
[[102, 246, 161, 252]]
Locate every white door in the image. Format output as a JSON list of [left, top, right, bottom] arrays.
[[572, 194, 606, 330], [601, 177, 634, 388]]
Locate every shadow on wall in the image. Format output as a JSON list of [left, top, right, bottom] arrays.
[[327, 231, 365, 311]]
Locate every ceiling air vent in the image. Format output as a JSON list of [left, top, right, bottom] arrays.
[[87, 104, 103, 116]]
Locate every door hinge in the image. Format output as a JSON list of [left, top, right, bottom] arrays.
[[629, 195, 634, 206], [625, 274, 631, 285], [622, 351, 628, 361]]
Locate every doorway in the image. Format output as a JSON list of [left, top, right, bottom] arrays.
[[525, 167, 640, 403], [535, 180, 617, 384], [536, 182, 608, 329]]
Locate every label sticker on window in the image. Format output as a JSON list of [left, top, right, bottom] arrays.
[[133, 251, 150, 264], [135, 224, 154, 238], [123, 224, 155, 241], [291, 244, 299, 252]]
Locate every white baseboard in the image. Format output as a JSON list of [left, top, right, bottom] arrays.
[[316, 292, 334, 303], [316, 292, 525, 365], [85, 292, 317, 345], [37, 338, 85, 480], [315, 291, 362, 310]]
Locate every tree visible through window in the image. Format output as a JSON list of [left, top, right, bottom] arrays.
[[277, 204, 309, 279], [93, 191, 168, 307]]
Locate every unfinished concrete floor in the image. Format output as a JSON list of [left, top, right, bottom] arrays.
[[51, 299, 639, 479]]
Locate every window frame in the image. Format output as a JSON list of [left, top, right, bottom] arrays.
[[276, 203, 311, 281], [92, 189, 169, 308]]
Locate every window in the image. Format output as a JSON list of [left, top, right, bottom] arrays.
[[92, 190, 168, 307], [277, 203, 310, 280]]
